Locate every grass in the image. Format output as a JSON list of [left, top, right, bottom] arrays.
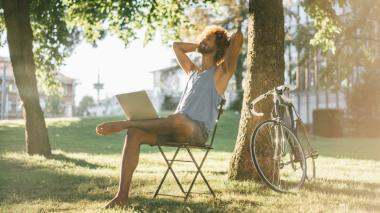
[[0, 111, 379, 212]]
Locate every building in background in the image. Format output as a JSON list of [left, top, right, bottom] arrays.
[[87, 96, 123, 117], [0, 56, 76, 119]]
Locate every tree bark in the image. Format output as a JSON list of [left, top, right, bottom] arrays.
[[228, 0, 285, 180], [235, 53, 245, 100], [3, 0, 51, 156]]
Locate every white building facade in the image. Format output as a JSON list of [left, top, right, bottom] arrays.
[[0, 56, 76, 119]]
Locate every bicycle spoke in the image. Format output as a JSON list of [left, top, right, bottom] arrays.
[[272, 158, 277, 185], [269, 125, 275, 150]]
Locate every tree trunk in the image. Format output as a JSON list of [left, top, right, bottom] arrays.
[[3, 0, 51, 156], [233, 53, 245, 109], [228, 0, 285, 180]]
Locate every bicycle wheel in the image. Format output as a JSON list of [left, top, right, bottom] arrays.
[[295, 119, 318, 181], [250, 120, 307, 192]]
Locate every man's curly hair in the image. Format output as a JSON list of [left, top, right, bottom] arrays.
[[197, 25, 230, 63]]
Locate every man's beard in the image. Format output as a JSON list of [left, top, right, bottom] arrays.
[[197, 43, 214, 54]]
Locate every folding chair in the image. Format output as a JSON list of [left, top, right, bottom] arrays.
[[152, 99, 226, 200]]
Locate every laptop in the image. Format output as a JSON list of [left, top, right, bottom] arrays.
[[116, 90, 159, 120]]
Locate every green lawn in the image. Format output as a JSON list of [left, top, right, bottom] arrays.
[[0, 111, 379, 212]]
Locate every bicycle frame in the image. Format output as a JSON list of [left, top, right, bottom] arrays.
[[275, 99, 318, 160], [272, 98, 288, 159]]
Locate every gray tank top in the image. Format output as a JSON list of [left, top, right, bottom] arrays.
[[175, 65, 224, 134]]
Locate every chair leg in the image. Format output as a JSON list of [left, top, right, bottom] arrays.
[[184, 147, 216, 200], [153, 145, 186, 198]]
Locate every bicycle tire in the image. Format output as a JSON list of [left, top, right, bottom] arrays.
[[250, 119, 307, 193]]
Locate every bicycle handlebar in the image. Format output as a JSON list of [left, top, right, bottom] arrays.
[[248, 84, 296, 117], [250, 93, 267, 117], [276, 84, 297, 92]]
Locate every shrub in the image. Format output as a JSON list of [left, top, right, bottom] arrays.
[[161, 95, 179, 111], [313, 108, 343, 137], [345, 69, 380, 137]]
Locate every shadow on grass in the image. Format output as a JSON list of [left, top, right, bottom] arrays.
[[47, 153, 106, 169], [0, 155, 261, 212], [224, 179, 272, 196], [0, 157, 115, 204], [129, 195, 259, 213], [304, 178, 380, 211], [304, 178, 380, 199], [209, 171, 228, 175]]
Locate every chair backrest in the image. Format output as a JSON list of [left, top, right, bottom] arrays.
[[208, 98, 226, 147]]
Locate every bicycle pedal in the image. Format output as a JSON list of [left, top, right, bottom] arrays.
[[310, 151, 319, 159], [279, 163, 284, 169]]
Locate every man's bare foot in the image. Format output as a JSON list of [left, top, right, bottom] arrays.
[[96, 121, 128, 135], [104, 196, 128, 209]]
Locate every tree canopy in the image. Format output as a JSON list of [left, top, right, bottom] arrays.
[[302, 0, 380, 90], [0, 0, 215, 90]]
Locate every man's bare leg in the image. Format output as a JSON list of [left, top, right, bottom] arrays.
[[96, 113, 194, 138], [105, 128, 158, 209], [99, 114, 197, 209]]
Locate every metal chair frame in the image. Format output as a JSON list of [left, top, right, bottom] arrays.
[[152, 99, 226, 200]]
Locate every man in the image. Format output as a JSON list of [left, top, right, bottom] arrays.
[[96, 24, 243, 208]]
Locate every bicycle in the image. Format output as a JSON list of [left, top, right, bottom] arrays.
[[248, 84, 319, 193]]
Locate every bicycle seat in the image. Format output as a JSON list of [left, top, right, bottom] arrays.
[[274, 86, 293, 105], [276, 84, 297, 94]]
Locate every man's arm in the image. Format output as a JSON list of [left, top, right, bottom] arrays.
[[173, 42, 198, 75], [222, 26, 244, 75]]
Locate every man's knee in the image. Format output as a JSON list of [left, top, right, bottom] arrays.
[[126, 128, 157, 145], [126, 128, 145, 141]]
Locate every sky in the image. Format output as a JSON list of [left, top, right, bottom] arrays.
[[0, 30, 177, 104]]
